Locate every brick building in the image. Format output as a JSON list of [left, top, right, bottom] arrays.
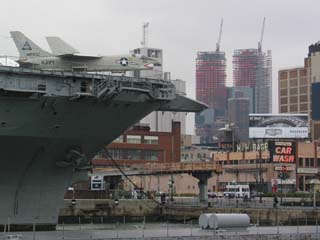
[[211, 141, 320, 193], [278, 42, 320, 140], [92, 121, 181, 166]]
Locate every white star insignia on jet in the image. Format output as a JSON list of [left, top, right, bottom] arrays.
[[120, 57, 128, 66]]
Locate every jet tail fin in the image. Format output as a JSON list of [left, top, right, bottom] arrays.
[[10, 31, 53, 59], [46, 36, 79, 55]]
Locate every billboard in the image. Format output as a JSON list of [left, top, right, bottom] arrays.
[[249, 114, 308, 139], [269, 141, 296, 163]]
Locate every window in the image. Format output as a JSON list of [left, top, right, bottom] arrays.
[[290, 88, 298, 95], [300, 95, 308, 102], [108, 149, 122, 160], [127, 150, 141, 160], [280, 97, 288, 105], [280, 106, 288, 113], [80, 81, 88, 92], [300, 104, 308, 111], [290, 96, 297, 104], [143, 150, 159, 161], [305, 158, 314, 167], [38, 84, 46, 91], [289, 70, 297, 78], [310, 158, 314, 167], [280, 89, 288, 96], [144, 136, 159, 144], [279, 71, 288, 79], [127, 135, 141, 144], [299, 158, 303, 167], [300, 86, 308, 94], [148, 49, 159, 58], [300, 69, 307, 77], [290, 104, 298, 112], [300, 77, 308, 85], [280, 80, 288, 88], [290, 78, 298, 87]]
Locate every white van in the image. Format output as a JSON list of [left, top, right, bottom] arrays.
[[223, 184, 250, 198]]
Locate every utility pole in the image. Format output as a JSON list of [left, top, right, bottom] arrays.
[[141, 22, 149, 48], [259, 147, 263, 203], [280, 170, 283, 205]]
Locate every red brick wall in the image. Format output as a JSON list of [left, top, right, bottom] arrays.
[[92, 121, 181, 166]]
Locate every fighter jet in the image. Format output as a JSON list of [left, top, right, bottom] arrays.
[[10, 31, 159, 72]]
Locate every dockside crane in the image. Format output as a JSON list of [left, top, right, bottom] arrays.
[[258, 17, 266, 52], [216, 18, 223, 52]]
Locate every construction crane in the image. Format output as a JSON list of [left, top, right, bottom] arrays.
[[216, 19, 223, 52], [258, 17, 266, 52]]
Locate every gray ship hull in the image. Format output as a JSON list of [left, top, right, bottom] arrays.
[[0, 96, 158, 225], [0, 66, 206, 226]]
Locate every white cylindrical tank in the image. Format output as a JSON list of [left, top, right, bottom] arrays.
[[198, 213, 213, 229], [208, 214, 250, 230]]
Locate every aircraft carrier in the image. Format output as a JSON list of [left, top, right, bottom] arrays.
[[0, 65, 206, 227]]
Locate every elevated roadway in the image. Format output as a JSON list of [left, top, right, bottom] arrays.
[[92, 161, 222, 202]]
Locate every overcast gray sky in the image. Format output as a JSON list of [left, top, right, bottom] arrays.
[[0, 0, 319, 133]]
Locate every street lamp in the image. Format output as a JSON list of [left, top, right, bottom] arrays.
[[310, 178, 320, 208]]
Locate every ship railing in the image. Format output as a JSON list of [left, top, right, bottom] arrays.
[[0, 66, 176, 99], [93, 76, 176, 100]]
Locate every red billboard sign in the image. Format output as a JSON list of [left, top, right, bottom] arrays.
[[269, 141, 296, 163]]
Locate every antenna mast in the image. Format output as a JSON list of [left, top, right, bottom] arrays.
[[216, 19, 223, 52], [141, 22, 149, 48], [258, 17, 265, 52]]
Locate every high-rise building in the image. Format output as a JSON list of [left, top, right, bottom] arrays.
[[233, 49, 272, 113], [227, 90, 249, 142], [278, 42, 320, 140], [195, 51, 227, 144], [278, 63, 310, 115]]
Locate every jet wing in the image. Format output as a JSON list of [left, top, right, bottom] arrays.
[[56, 53, 102, 60], [46, 36, 102, 59], [158, 94, 208, 112], [46, 36, 79, 55]]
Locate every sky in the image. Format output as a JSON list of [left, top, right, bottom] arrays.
[[0, 0, 319, 134]]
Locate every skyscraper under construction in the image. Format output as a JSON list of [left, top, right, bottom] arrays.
[[233, 48, 272, 113], [195, 51, 227, 144]]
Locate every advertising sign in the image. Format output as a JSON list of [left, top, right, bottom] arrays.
[[249, 114, 308, 139], [269, 141, 296, 163], [297, 168, 318, 174], [274, 165, 294, 171]]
